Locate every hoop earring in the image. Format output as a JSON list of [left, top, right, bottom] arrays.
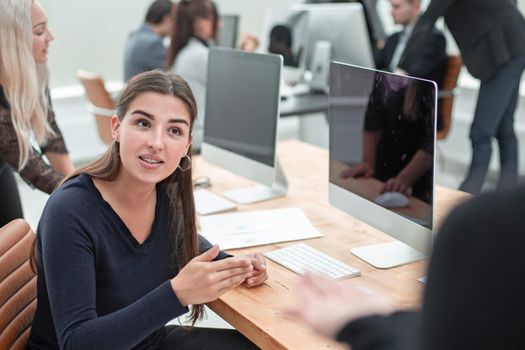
[[177, 154, 192, 172]]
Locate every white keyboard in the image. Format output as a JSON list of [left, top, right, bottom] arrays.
[[194, 189, 237, 215], [264, 243, 361, 279]]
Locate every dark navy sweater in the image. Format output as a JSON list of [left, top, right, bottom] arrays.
[[28, 174, 228, 350]]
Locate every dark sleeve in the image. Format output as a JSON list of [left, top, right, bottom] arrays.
[[374, 34, 397, 71], [374, 43, 388, 71], [0, 104, 63, 194], [404, 31, 447, 80], [198, 234, 232, 260], [398, 0, 456, 72], [40, 90, 69, 154], [419, 189, 525, 350], [40, 196, 188, 350], [336, 311, 420, 350]]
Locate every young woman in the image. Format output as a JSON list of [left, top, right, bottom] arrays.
[[27, 71, 266, 350], [166, 0, 218, 153], [0, 0, 74, 227], [166, 0, 258, 152]]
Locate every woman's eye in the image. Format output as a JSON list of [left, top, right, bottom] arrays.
[[136, 119, 150, 128], [169, 127, 183, 136]]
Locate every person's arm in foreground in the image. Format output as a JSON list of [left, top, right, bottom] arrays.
[[286, 273, 419, 350]]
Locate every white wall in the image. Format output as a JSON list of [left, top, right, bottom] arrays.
[[43, 0, 301, 88], [42, 0, 525, 182]]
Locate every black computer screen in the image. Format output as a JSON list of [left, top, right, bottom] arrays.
[[329, 63, 436, 228], [204, 48, 282, 167]]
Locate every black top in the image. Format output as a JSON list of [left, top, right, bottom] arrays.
[[336, 185, 525, 349], [364, 74, 435, 202], [28, 174, 229, 350]]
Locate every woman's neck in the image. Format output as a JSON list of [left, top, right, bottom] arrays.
[[94, 172, 157, 211]]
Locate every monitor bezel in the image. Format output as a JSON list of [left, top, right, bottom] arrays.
[[328, 61, 437, 255]]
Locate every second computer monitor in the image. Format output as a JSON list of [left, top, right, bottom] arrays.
[[216, 14, 239, 48], [202, 47, 287, 204], [329, 62, 437, 268], [293, 3, 375, 71]]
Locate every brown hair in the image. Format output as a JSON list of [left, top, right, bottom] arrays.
[[31, 70, 204, 324], [166, 0, 218, 68]]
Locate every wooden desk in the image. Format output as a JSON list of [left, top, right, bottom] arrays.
[[330, 160, 432, 226], [194, 140, 467, 350]]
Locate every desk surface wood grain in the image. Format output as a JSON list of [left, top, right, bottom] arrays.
[[194, 140, 468, 350]]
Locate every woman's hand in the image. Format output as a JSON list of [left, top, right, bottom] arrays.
[[340, 162, 374, 179], [239, 33, 259, 51], [381, 176, 410, 195], [171, 245, 254, 306], [240, 252, 268, 288]]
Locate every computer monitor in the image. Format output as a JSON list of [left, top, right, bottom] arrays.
[[216, 14, 239, 48], [328, 62, 437, 268], [292, 3, 375, 71], [202, 47, 287, 204]]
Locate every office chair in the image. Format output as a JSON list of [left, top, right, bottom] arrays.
[[437, 55, 463, 140], [0, 219, 37, 350], [77, 69, 116, 145]]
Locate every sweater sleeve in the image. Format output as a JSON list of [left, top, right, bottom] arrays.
[[39, 196, 188, 350], [335, 311, 420, 350]]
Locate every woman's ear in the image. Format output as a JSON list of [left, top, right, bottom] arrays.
[[111, 115, 121, 142], [185, 135, 193, 154]]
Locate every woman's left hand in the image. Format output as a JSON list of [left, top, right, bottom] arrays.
[[240, 252, 268, 287]]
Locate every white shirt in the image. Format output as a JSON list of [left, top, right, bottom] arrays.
[[389, 23, 415, 72], [171, 38, 209, 151]]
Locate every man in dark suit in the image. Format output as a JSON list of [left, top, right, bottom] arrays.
[[399, 0, 525, 194], [375, 0, 446, 87], [375, 0, 447, 129]]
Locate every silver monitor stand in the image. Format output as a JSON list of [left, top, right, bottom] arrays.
[[223, 158, 288, 204]]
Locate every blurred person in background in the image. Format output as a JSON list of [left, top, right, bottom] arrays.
[[398, 0, 525, 194], [124, 0, 175, 81]]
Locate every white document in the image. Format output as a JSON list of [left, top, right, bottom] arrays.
[[199, 208, 323, 249], [194, 189, 237, 215]]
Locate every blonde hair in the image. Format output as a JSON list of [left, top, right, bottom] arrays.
[[0, 0, 50, 170]]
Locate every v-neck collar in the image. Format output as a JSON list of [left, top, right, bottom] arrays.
[[83, 174, 162, 252]]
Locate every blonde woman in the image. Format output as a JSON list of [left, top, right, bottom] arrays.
[[0, 0, 73, 226]]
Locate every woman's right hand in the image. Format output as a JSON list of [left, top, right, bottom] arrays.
[[170, 245, 253, 306]]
